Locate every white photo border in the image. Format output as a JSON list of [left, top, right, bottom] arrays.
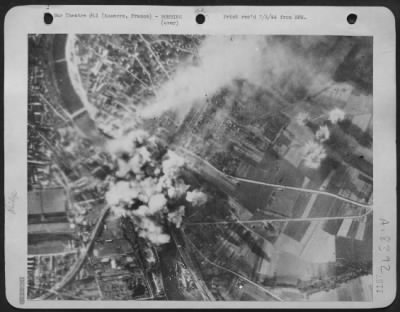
[[4, 5, 397, 309]]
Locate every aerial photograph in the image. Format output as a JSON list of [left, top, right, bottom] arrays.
[[27, 34, 373, 301]]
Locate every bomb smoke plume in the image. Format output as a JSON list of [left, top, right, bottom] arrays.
[[302, 141, 327, 169], [295, 112, 310, 126], [104, 130, 207, 245], [139, 36, 334, 121], [315, 125, 330, 143], [328, 108, 346, 124]]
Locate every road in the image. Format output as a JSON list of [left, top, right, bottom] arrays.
[[170, 230, 216, 301], [55, 33, 368, 213], [176, 146, 372, 209], [139, 34, 171, 79], [42, 34, 371, 302], [53, 32, 372, 213], [37, 205, 110, 300], [173, 146, 238, 193], [184, 208, 372, 226], [30, 285, 90, 300], [183, 231, 283, 301], [176, 146, 373, 226], [232, 176, 372, 209]]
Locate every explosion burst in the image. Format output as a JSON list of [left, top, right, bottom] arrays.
[[295, 112, 309, 126], [328, 108, 345, 124], [104, 130, 207, 245], [302, 140, 327, 169], [315, 125, 330, 142]]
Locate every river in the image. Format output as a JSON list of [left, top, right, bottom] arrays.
[[51, 33, 187, 300], [157, 242, 186, 300]]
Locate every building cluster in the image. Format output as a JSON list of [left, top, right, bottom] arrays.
[[28, 35, 118, 299], [181, 79, 373, 300], [71, 34, 201, 138], [177, 97, 281, 175], [92, 254, 151, 300], [27, 251, 82, 299], [87, 216, 166, 300], [27, 35, 174, 301], [27, 33, 374, 301], [28, 65, 68, 190], [26, 184, 100, 299], [175, 260, 198, 293], [185, 222, 278, 287]]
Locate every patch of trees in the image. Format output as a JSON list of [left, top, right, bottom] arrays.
[[324, 126, 373, 177], [235, 227, 271, 262], [209, 151, 240, 175], [337, 119, 372, 148], [334, 38, 373, 94], [335, 259, 372, 282]]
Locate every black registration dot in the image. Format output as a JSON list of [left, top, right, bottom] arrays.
[[44, 12, 54, 25], [347, 13, 357, 25], [196, 14, 206, 25]]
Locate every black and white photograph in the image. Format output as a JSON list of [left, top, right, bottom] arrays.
[[3, 5, 396, 309], [26, 33, 373, 301]]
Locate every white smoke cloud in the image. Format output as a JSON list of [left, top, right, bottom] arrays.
[[106, 129, 150, 160], [138, 217, 171, 245], [136, 36, 336, 122], [106, 181, 138, 206], [140, 177, 159, 199], [128, 153, 145, 175], [131, 205, 149, 217], [104, 131, 207, 246], [186, 190, 208, 207], [106, 133, 136, 157], [315, 125, 330, 142], [58, 127, 82, 155], [115, 158, 131, 178], [302, 141, 327, 169], [167, 206, 186, 228], [110, 204, 130, 218], [147, 193, 167, 214], [137, 146, 152, 164], [167, 179, 190, 199], [328, 108, 345, 124], [162, 151, 185, 177], [139, 36, 264, 119], [295, 112, 309, 126]]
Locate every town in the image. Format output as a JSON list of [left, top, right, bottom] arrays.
[[27, 34, 373, 301]]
